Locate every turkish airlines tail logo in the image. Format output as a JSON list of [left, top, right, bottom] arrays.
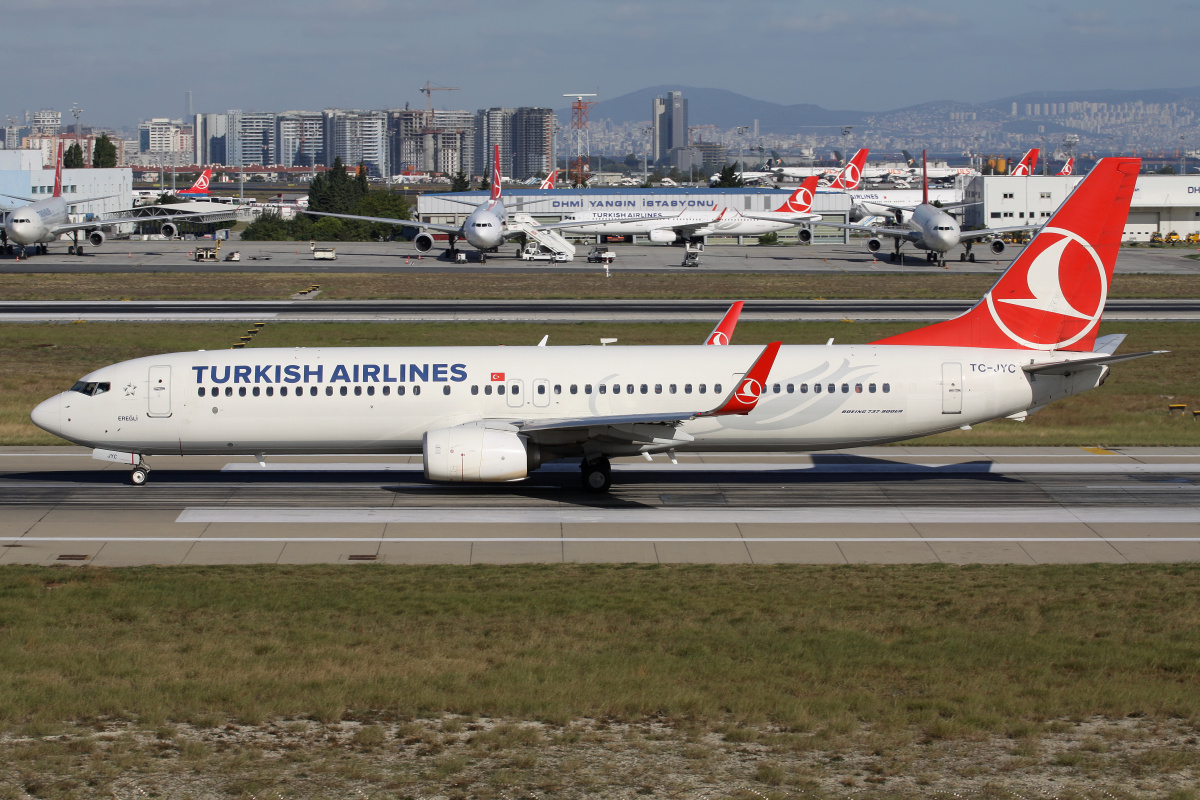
[[828, 148, 868, 190], [1057, 158, 1074, 176], [872, 158, 1141, 352], [1011, 148, 1040, 176], [53, 142, 63, 198], [490, 145, 503, 201], [773, 176, 819, 214], [539, 170, 557, 190]]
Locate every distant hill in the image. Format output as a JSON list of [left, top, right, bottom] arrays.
[[559, 85, 868, 130], [565, 85, 1200, 135]]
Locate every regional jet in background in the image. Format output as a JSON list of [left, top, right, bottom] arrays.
[[32, 158, 1158, 492], [305, 146, 625, 261], [798, 152, 1038, 266], [0, 144, 215, 257]]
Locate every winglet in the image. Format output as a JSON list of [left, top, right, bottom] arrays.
[[705, 301, 744, 345], [52, 142, 63, 198], [700, 341, 781, 416]]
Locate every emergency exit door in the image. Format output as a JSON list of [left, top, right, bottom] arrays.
[[941, 362, 962, 414], [147, 365, 172, 417]]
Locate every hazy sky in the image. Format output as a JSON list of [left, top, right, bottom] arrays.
[[5, 0, 1196, 129]]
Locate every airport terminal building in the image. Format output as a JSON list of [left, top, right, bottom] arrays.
[[962, 174, 1200, 241], [416, 187, 854, 243]]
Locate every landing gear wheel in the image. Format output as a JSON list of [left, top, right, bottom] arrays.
[[968, 252, 976, 263], [130, 467, 149, 486], [959, 252, 966, 262], [580, 457, 612, 493], [889, 252, 898, 262], [67, 245, 75, 255]]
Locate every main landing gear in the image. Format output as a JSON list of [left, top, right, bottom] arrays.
[[959, 242, 976, 263], [580, 456, 612, 493]]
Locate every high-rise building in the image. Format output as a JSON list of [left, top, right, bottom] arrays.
[[651, 90, 687, 163], [194, 113, 228, 165], [276, 112, 324, 168], [511, 107, 554, 181], [227, 112, 277, 167], [30, 110, 62, 136], [322, 109, 388, 177], [474, 107, 515, 179]]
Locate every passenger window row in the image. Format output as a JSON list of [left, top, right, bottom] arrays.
[[198, 384, 448, 398]]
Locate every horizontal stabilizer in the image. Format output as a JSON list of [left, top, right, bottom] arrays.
[[1022, 350, 1166, 375]]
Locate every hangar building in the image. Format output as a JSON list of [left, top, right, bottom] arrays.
[[0, 150, 133, 231], [962, 174, 1200, 242]]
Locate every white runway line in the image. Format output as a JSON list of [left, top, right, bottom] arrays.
[[8, 537, 1200, 544], [170, 506, 1200, 525], [217, 462, 1200, 475]]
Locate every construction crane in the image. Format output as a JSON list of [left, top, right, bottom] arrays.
[[419, 81, 460, 125]]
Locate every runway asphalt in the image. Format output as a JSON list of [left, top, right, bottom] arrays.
[[3, 446, 1198, 566], [3, 239, 1199, 275]]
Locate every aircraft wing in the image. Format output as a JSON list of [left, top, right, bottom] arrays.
[[959, 224, 1041, 241], [740, 212, 822, 225], [508, 342, 782, 442], [303, 209, 462, 235], [48, 209, 227, 235], [809, 219, 922, 241], [529, 214, 673, 232], [0, 191, 37, 203]]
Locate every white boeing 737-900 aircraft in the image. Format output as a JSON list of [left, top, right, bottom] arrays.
[[31, 158, 1158, 491]]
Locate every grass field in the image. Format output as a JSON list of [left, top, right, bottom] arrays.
[[1, 564, 1198, 798], [1, 271, 1200, 300], [2, 320, 1197, 447]]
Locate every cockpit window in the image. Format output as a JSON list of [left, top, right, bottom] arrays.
[[70, 381, 110, 396]]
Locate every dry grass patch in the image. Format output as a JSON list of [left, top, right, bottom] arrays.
[[0, 271, 1197, 300]]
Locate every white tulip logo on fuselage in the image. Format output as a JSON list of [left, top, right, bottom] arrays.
[[986, 228, 1107, 350], [708, 332, 730, 346]]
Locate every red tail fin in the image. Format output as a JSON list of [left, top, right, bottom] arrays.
[[52, 142, 63, 198], [705, 301, 744, 345], [1057, 158, 1074, 176], [921, 149, 929, 206], [828, 148, 868, 190], [490, 145, 503, 202], [1011, 148, 1040, 176], [873, 158, 1140, 352], [539, 169, 557, 190], [183, 168, 212, 194], [772, 176, 819, 214]]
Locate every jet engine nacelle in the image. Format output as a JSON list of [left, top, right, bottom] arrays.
[[87, 230, 106, 248], [160, 222, 178, 240], [990, 239, 1006, 255], [797, 228, 813, 245], [413, 232, 435, 253], [423, 424, 540, 483], [866, 237, 883, 253], [648, 228, 678, 244]]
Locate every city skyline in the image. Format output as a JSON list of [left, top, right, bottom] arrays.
[[1, 0, 1195, 128]]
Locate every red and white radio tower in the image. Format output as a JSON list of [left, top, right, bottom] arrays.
[[562, 93, 596, 186]]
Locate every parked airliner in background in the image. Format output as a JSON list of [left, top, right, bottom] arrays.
[[783, 152, 1038, 265], [305, 146, 618, 260], [32, 158, 1157, 492], [176, 169, 212, 198], [0, 144, 211, 257], [1009, 148, 1040, 176], [559, 177, 821, 243], [1058, 158, 1075, 176]]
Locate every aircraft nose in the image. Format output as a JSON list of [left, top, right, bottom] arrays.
[[30, 394, 61, 435]]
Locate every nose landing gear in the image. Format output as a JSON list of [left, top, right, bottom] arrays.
[[129, 457, 151, 486]]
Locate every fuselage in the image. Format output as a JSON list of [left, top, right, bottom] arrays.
[[842, 187, 960, 219], [901, 203, 962, 253], [31, 344, 1103, 460], [3, 197, 70, 245], [461, 198, 507, 249]]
